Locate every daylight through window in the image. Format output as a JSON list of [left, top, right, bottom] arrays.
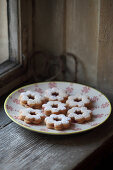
[[0, 0, 9, 64]]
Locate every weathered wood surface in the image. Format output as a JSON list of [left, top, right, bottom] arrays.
[[97, 0, 113, 90], [21, 0, 33, 62], [34, 0, 99, 86], [8, 0, 19, 63], [33, 0, 65, 77], [1, 0, 113, 169], [66, 0, 99, 86], [0, 90, 113, 170], [0, 112, 113, 170], [0, 95, 12, 129], [33, 0, 65, 55], [33, 0, 113, 92]]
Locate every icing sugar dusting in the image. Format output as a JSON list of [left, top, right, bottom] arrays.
[[66, 94, 90, 107], [45, 114, 71, 125], [42, 101, 66, 112], [20, 91, 44, 104], [45, 88, 67, 101], [20, 108, 45, 119], [68, 107, 91, 119]]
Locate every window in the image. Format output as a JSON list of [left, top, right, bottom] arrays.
[[0, 0, 9, 64], [0, 0, 21, 75], [0, 0, 33, 96]]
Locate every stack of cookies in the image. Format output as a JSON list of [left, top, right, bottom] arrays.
[[19, 87, 92, 130]]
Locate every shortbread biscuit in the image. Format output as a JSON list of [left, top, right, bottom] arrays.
[[44, 88, 68, 103], [19, 91, 45, 109], [67, 107, 92, 123], [42, 101, 67, 116], [45, 114, 71, 130], [66, 94, 90, 108], [19, 108, 45, 124]]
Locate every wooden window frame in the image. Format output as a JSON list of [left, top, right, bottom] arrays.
[[0, 0, 32, 96]]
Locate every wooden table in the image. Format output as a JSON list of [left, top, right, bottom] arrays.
[[0, 89, 113, 170]]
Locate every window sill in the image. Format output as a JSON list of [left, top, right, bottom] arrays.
[[0, 60, 17, 75]]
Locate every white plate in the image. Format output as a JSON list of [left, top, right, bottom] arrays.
[[4, 81, 112, 135]]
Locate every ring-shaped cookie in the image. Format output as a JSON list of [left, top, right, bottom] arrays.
[[19, 108, 45, 124], [67, 107, 92, 123], [44, 88, 68, 103], [42, 101, 67, 116], [45, 114, 71, 130], [19, 91, 45, 109], [66, 94, 90, 108]]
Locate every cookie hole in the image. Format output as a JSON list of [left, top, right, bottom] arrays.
[[74, 98, 82, 102], [28, 95, 35, 100], [52, 104, 58, 108], [54, 118, 61, 121], [75, 110, 83, 115], [30, 112, 36, 115], [52, 92, 59, 96]]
